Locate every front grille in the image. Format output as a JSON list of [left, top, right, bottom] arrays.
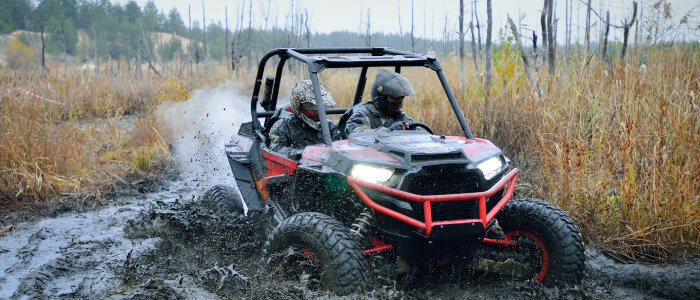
[[402, 164, 501, 222], [406, 164, 481, 195]]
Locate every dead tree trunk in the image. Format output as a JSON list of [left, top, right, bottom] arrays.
[[469, 21, 479, 80], [397, 0, 404, 49], [304, 9, 310, 47], [507, 15, 537, 94], [136, 40, 142, 77], [41, 19, 46, 71], [226, 6, 229, 70], [443, 14, 449, 58], [601, 11, 610, 61], [459, 0, 466, 91], [365, 8, 372, 46], [484, 0, 493, 94], [474, 0, 482, 56], [411, 0, 415, 52], [584, 0, 592, 53], [202, 1, 207, 60], [621, 1, 638, 61], [540, 0, 548, 66], [564, 0, 570, 61], [60, 12, 66, 74], [546, 0, 555, 74], [248, 0, 252, 62], [188, 4, 192, 75]]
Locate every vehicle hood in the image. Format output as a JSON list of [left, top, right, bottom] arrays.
[[301, 130, 503, 173]]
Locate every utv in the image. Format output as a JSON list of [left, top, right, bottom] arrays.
[[215, 48, 584, 295]]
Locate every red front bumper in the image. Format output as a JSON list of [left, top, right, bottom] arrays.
[[347, 168, 519, 236]]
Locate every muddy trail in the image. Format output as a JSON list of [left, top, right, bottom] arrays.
[[1, 84, 698, 299]]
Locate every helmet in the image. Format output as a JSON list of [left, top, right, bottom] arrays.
[[290, 80, 336, 130], [370, 70, 415, 116]]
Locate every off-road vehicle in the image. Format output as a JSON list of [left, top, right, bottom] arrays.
[[210, 48, 584, 295]]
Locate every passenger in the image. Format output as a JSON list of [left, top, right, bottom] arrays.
[[268, 80, 341, 158], [344, 70, 416, 135]]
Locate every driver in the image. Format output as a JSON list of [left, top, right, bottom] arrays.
[[344, 70, 416, 135], [269, 80, 341, 157]]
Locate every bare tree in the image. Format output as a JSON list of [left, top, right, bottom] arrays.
[[584, 0, 592, 53], [621, 1, 638, 61], [365, 8, 372, 47], [248, 0, 252, 52], [508, 15, 538, 94], [411, 0, 415, 52], [546, 0, 555, 74], [564, 0, 571, 60], [484, 0, 492, 94], [601, 11, 610, 61], [225, 6, 229, 69], [304, 9, 310, 47], [136, 34, 142, 77], [474, 0, 482, 55], [188, 4, 192, 74], [259, 0, 272, 50], [397, 0, 403, 49], [469, 21, 479, 80], [41, 19, 46, 71], [459, 0, 466, 91], [60, 9, 66, 74], [442, 14, 449, 57], [540, 0, 548, 66], [202, 1, 207, 60]]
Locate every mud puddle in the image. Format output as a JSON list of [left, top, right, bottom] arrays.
[[2, 83, 698, 299], [3, 188, 696, 299]]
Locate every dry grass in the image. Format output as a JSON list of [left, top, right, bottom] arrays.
[[1, 45, 697, 261], [318, 46, 699, 261], [0, 68, 183, 202]]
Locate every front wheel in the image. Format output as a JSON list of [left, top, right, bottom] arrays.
[[265, 212, 368, 295], [492, 198, 585, 285]]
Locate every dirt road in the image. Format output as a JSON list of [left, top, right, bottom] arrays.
[[1, 84, 698, 299]]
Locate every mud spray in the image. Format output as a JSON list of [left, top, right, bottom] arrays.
[[1, 83, 698, 299], [157, 82, 249, 190]]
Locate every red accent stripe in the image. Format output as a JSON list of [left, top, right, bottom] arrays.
[[347, 169, 519, 237]]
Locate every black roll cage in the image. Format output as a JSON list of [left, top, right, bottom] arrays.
[[250, 47, 475, 145]]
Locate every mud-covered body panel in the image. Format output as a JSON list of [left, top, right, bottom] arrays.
[[301, 130, 504, 177]]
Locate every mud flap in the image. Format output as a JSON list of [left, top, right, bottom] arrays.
[[226, 136, 264, 212]]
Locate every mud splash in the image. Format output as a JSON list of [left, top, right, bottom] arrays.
[[1, 83, 698, 299]]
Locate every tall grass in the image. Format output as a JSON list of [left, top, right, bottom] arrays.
[[0, 69, 180, 201], [1, 45, 696, 261], [318, 45, 698, 261]]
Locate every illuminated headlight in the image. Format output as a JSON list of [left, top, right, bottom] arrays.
[[350, 164, 394, 184], [477, 156, 505, 180]]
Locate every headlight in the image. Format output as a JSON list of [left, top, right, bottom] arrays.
[[351, 164, 394, 184], [477, 156, 504, 180]]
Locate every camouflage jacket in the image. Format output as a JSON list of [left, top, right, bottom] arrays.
[[268, 115, 341, 157], [344, 101, 414, 135]]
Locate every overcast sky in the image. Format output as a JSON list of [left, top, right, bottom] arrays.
[[129, 0, 699, 43]]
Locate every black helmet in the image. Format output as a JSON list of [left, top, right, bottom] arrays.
[[370, 70, 415, 115]]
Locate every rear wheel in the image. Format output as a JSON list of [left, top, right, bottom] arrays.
[[265, 212, 368, 295], [203, 185, 243, 216], [492, 198, 585, 285]]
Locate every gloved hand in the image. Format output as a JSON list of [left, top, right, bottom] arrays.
[[389, 122, 408, 131]]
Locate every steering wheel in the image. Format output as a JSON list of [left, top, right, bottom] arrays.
[[406, 122, 433, 134]]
